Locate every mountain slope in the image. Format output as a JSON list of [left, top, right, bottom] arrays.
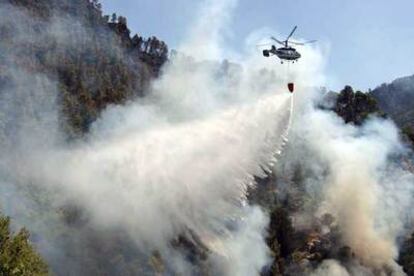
[[0, 0, 168, 137], [0, 0, 169, 274], [370, 74, 414, 129]]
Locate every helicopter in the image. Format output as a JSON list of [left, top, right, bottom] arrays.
[[262, 26, 316, 64]]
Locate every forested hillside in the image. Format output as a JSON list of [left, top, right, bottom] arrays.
[[0, 0, 168, 137], [371, 75, 414, 130], [370, 75, 414, 145], [0, 0, 170, 274]]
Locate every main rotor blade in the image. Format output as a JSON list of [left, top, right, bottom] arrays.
[[270, 36, 285, 45], [286, 26, 297, 41], [303, 40, 317, 44], [290, 39, 317, 46]]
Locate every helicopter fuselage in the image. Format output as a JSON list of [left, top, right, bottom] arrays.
[[275, 47, 301, 60], [263, 46, 301, 61]]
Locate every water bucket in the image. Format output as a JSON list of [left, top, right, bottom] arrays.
[[287, 82, 294, 93]]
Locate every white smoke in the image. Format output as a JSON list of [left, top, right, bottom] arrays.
[[25, 78, 292, 274], [10, 0, 413, 275], [0, 0, 320, 274], [311, 260, 351, 276], [8, 0, 411, 274], [179, 0, 237, 60], [287, 91, 414, 274]]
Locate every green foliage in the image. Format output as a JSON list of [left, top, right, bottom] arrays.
[[334, 85, 383, 125], [1, 0, 169, 138], [0, 0, 172, 273], [0, 215, 48, 276]]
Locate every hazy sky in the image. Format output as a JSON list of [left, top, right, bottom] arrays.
[[101, 0, 414, 91]]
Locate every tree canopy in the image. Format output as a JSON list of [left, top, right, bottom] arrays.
[[0, 214, 48, 276]]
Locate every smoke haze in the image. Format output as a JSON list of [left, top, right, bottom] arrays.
[[1, 0, 413, 275], [282, 94, 414, 274], [0, 0, 297, 274]]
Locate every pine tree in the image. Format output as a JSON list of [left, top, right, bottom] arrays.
[[0, 214, 48, 276]]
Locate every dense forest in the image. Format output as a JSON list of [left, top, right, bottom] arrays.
[[1, 0, 414, 276], [0, 0, 168, 137], [0, 0, 170, 274]]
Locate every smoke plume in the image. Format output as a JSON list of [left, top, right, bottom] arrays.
[[0, 0, 303, 274], [2, 0, 413, 275], [284, 91, 414, 274]]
